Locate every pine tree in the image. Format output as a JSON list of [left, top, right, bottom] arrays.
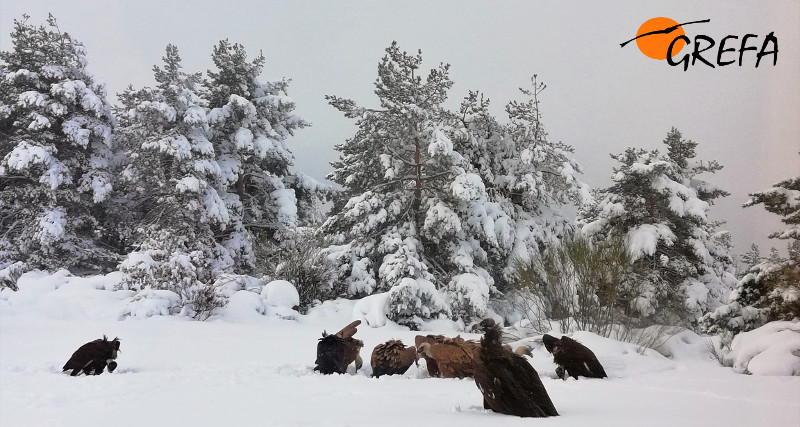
[[579, 128, 736, 324], [323, 46, 592, 327], [322, 42, 460, 327], [0, 14, 116, 274], [451, 78, 590, 292], [497, 77, 590, 286], [205, 40, 309, 273], [112, 45, 234, 315], [698, 186, 799, 338], [740, 243, 762, 275]]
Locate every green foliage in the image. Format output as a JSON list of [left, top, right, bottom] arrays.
[[511, 235, 644, 334]]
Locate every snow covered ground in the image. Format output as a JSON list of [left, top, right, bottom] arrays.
[[1, 272, 799, 427]]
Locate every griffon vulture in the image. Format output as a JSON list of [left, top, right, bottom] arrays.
[[371, 340, 416, 378], [415, 334, 481, 378]]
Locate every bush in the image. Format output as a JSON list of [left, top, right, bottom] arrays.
[[184, 283, 227, 320], [118, 240, 228, 320], [0, 261, 26, 291], [271, 231, 339, 312], [508, 235, 674, 348]]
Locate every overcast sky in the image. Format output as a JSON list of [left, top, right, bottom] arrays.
[[2, 1, 798, 258]]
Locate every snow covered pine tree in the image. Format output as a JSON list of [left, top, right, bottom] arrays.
[[322, 43, 455, 328], [452, 77, 591, 292], [205, 40, 310, 273], [0, 15, 116, 276], [580, 128, 736, 325], [322, 44, 589, 328], [698, 160, 800, 336], [114, 44, 233, 317]]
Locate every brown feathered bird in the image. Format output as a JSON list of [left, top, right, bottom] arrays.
[[371, 340, 416, 378], [474, 319, 559, 417], [542, 334, 607, 380], [415, 334, 481, 378], [62, 336, 121, 376], [414, 335, 445, 377], [314, 320, 364, 374]]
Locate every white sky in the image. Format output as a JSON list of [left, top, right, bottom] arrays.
[[1, 0, 798, 258]]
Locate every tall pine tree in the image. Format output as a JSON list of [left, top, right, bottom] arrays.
[[322, 43, 457, 327], [205, 40, 309, 273], [113, 45, 234, 312], [0, 15, 116, 274]]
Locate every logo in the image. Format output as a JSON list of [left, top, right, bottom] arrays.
[[620, 17, 778, 71]]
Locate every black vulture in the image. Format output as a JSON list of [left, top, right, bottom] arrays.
[[542, 334, 607, 380], [314, 320, 364, 374], [62, 336, 120, 376], [474, 319, 559, 417]]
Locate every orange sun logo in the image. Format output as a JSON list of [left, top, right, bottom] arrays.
[[635, 17, 686, 60]]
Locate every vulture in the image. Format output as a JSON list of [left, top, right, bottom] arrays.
[[542, 334, 607, 380], [62, 336, 121, 376], [415, 334, 481, 378], [473, 319, 559, 417], [371, 340, 416, 378], [314, 320, 364, 374]]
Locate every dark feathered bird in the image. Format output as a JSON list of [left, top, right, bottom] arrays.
[[542, 334, 607, 380], [415, 334, 480, 378], [62, 336, 121, 376], [473, 319, 558, 417], [371, 340, 416, 378], [314, 320, 364, 374]]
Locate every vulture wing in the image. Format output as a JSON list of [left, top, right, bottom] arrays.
[[475, 321, 558, 417], [559, 336, 607, 378], [429, 339, 477, 378], [335, 320, 361, 339], [371, 340, 416, 377], [63, 342, 94, 375], [475, 351, 558, 417]]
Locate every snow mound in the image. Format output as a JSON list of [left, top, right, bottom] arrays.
[[352, 292, 390, 327], [213, 274, 264, 297], [121, 288, 180, 319], [728, 321, 800, 376], [224, 290, 267, 321], [655, 329, 717, 361], [227, 287, 300, 322], [261, 280, 300, 308], [1, 270, 129, 320]]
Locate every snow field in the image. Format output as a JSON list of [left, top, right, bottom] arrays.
[[1, 274, 799, 426]]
